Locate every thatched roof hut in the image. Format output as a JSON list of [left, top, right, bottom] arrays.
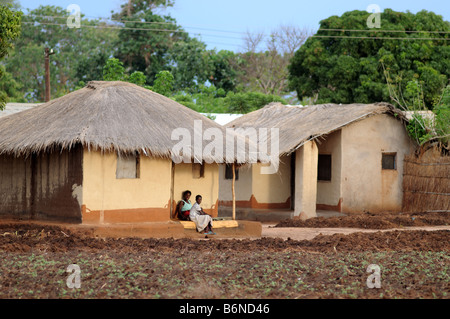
[[228, 102, 407, 156], [0, 81, 252, 163], [219, 101, 414, 220], [0, 81, 257, 224]]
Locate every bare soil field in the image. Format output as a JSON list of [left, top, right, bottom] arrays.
[[0, 223, 448, 299], [275, 211, 450, 229]]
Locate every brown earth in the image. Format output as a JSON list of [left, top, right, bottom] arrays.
[[0, 223, 448, 299], [0, 222, 449, 254], [275, 211, 450, 229]]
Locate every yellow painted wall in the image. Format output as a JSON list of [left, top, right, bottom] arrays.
[[316, 130, 342, 207], [82, 149, 172, 212], [341, 114, 415, 213], [173, 163, 219, 213], [251, 155, 291, 204]]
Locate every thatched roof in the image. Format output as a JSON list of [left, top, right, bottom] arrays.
[[227, 102, 407, 156], [0, 81, 256, 163]]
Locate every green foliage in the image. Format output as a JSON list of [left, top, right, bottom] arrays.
[[173, 85, 227, 113], [103, 58, 126, 81], [406, 114, 433, 145], [167, 38, 210, 91], [0, 65, 24, 102], [402, 85, 450, 146], [434, 85, 450, 146], [113, 0, 174, 19], [288, 9, 450, 107], [225, 91, 287, 114], [75, 51, 112, 83], [115, 5, 189, 84], [149, 71, 174, 97], [206, 50, 238, 92], [128, 71, 147, 86], [3, 5, 118, 102], [0, 2, 22, 109], [173, 85, 286, 114], [0, 2, 245, 111], [102, 58, 150, 88]]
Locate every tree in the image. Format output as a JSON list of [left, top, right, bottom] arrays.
[[173, 85, 286, 114], [288, 9, 450, 107], [114, 0, 174, 19], [166, 42, 240, 93], [102, 57, 149, 87], [236, 25, 312, 96], [114, 1, 190, 84], [103, 58, 126, 81], [0, 65, 24, 102], [166, 38, 210, 91], [207, 50, 239, 92], [434, 85, 450, 146], [173, 85, 227, 113], [224, 91, 287, 114], [3, 5, 117, 102], [0, 1, 22, 109], [149, 70, 174, 96]]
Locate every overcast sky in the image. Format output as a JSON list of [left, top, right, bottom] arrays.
[[19, 0, 450, 52]]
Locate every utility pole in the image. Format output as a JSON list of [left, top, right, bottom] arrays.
[[44, 48, 55, 102]]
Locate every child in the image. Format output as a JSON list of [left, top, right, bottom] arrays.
[[189, 195, 215, 235]]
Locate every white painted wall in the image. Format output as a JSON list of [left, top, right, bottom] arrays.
[[341, 114, 415, 213]]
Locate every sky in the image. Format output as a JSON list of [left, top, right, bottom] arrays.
[[18, 0, 450, 52]]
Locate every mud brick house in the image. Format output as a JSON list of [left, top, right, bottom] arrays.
[[219, 102, 416, 219], [0, 81, 251, 224]]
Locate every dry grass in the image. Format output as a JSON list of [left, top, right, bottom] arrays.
[[403, 147, 450, 212], [227, 102, 407, 156], [0, 81, 256, 163]]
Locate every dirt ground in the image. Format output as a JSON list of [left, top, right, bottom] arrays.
[[274, 211, 450, 229], [0, 222, 448, 299]]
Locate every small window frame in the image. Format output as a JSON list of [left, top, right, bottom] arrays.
[[116, 152, 140, 179], [382, 152, 397, 170]]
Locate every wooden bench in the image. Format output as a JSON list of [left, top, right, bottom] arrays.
[[179, 220, 239, 230]]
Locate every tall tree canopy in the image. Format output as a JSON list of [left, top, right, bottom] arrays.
[[4, 5, 117, 102], [114, 0, 192, 85], [238, 26, 311, 97], [0, 1, 22, 109], [288, 9, 450, 108]]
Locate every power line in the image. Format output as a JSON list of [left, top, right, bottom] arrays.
[[21, 21, 244, 40], [24, 14, 248, 35], [312, 35, 449, 41], [318, 28, 450, 34], [24, 14, 450, 36], [22, 21, 449, 41]]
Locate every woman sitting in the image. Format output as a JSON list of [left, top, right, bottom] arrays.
[[190, 195, 215, 235], [173, 190, 193, 221]]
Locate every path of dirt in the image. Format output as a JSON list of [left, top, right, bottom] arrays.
[[275, 211, 450, 229], [262, 224, 450, 241]]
